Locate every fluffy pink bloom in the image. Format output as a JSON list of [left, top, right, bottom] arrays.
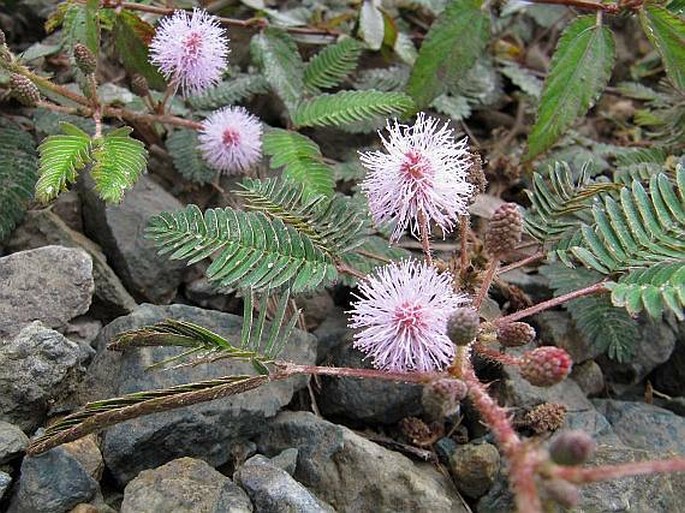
[[348, 260, 469, 372], [198, 106, 263, 174], [359, 112, 473, 242], [149, 8, 229, 96]]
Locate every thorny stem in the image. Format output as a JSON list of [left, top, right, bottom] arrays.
[[474, 342, 520, 367], [417, 210, 433, 266], [473, 259, 499, 310], [336, 261, 367, 281], [459, 215, 469, 271], [526, 0, 622, 13], [157, 80, 177, 115], [355, 248, 392, 264], [495, 281, 608, 325], [498, 252, 545, 275], [549, 457, 685, 484]]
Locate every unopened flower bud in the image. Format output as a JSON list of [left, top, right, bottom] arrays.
[[10, 74, 40, 106], [541, 478, 581, 508], [549, 430, 596, 466], [130, 73, 149, 98], [519, 346, 572, 387], [422, 378, 468, 419], [485, 203, 523, 259], [73, 43, 97, 74], [446, 307, 479, 346], [497, 322, 536, 348]]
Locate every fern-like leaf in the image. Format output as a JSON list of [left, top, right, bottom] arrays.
[[0, 122, 39, 241], [187, 74, 269, 110], [354, 65, 410, 92], [166, 129, 216, 184], [303, 38, 363, 91], [90, 127, 147, 203], [291, 90, 414, 128], [237, 176, 367, 256], [35, 122, 91, 203], [261, 129, 335, 196], [147, 205, 337, 293]]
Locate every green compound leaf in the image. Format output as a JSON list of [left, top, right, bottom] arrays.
[[291, 90, 414, 128], [166, 129, 217, 184], [90, 127, 147, 203], [250, 28, 305, 113], [406, 0, 490, 109], [113, 10, 166, 91], [62, 0, 99, 55], [187, 74, 269, 110], [146, 206, 338, 293], [0, 122, 39, 241], [639, 5, 685, 90], [36, 122, 91, 203], [303, 38, 363, 91], [262, 129, 335, 196], [525, 16, 615, 161]]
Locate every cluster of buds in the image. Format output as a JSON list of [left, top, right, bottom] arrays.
[[519, 346, 572, 387], [485, 202, 523, 259], [73, 43, 97, 75], [497, 321, 536, 348], [9, 74, 40, 107]]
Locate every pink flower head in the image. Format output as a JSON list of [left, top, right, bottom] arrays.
[[149, 8, 229, 96], [198, 106, 263, 174], [348, 260, 469, 372], [359, 112, 473, 242]]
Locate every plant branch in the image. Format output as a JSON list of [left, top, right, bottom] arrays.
[[526, 0, 621, 13], [418, 210, 433, 266], [498, 251, 545, 275], [474, 259, 499, 310], [550, 456, 685, 484], [276, 362, 444, 384]]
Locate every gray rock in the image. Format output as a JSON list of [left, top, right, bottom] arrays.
[[313, 307, 349, 361], [649, 321, 685, 396], [317, 334, 423, 424], [7, 210, 137, 319], [569, 360, 604, 397], [0, 246, 94, 337], [235, 454, 334, 513], [593, 400, 685, 454], [449, 442, 500, 499], [120, 457, 252, 513], [535, 311, 599, 363], [62, 435, 104, 481], [0, 322, 85, 432], [257, 411, 469, 513], [498, 268, 551, 303], [0, 421, 29, 464], [80, 304, 316, 485], [0, 471, 11, 501], [8, 446, 98, 513], [81, 174, 185, 303], [268, 448, 298, 476]]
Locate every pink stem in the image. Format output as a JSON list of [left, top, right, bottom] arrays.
[[498, 252, 545, 275], [473, 259, 499, 310], [551, 456, 685, 484]]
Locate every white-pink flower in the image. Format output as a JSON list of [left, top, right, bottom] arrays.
[[348, 260, 469, 372], [359, 112, 473, 242], [149, 8, 229, 96], [198, 106, 263, 174]]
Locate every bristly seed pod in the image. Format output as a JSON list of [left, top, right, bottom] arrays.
[[446, 307, 480, 346], [73, 43, 97, 74], [484, 203, 523, 259], [549, 430, 596, 466], [130, 73, 150, 98], [422, 378, 468, 419], [519, 346, 572, 387], [497, 322, 536, 348], [10, 74, 40, 107], [524, 402, 567, 434]]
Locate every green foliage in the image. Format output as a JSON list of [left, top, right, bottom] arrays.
[[354, 65, 410, 92], [499, 61, 543, 99], [406, 0, 490, 108], [261, 129, 334, 196], [639, 5, 685, 91], [568, 169, 685, 273], [304, 38, 363, 91], [431, 94, 471, 121], [619, 81, 685, 146], [291, 90, 414, 128], [0, 122, 38, 241], [166, 129, 216, 184], [608, 262, 685, 320], [339, 236, 411, 287], [113, 11, 166, 91], [61, 0, 99, 55], [147, 205, 338, 293], [251, 28, 305, 112], [36, 122, 91, 203], [525, 16, 615, 160], [540, 264, 638, 362], [187, 74, 269, 110], [237, 176, 367, 256], [90, 127, 147, 203]]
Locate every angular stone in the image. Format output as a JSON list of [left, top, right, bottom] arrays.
[[0, 246, 94, 337], [0, 420, 29, 464], [0, 471, 11, 501], [258, 411, 469, 513], [120, 457, 252, 513]]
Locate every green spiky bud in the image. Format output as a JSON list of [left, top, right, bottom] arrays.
[[130, 73, 149, 98], [497, 322, 536, 348], [73, 43, 97, 74], [485, 203, 523, 258], [446, 307, 480, 346], [549, 430, 596, 466], [10, 74, 40, 107], [422, 378, 468, 419], [519, 346, 572, 387]]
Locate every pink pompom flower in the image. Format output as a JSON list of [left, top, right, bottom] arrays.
[[198, 106, 263, 174], [348, 260, 469, 372], [359, 112, 473, 242], [149, 8, 229, 96]]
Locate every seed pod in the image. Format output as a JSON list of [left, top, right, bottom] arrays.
[[549, 430, 596, 466], [10, 74, 40, 107], [446, 307, 480, 346], [519, 346, 572, 387], [497, 322, 536, 348], [73, 43, 97, 74], [484, 203, 523, 259], [131, 73, 150, 98], [422, 378, 468, 419], [524, 402, 567, 434]]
